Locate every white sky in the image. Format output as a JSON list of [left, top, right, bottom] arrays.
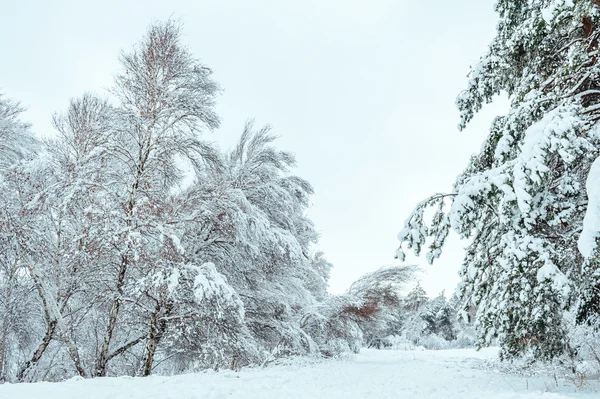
[[1, 0, 509, 296]]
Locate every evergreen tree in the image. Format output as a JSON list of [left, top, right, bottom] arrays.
[[397, 0, 600, 360], [420, 292, 456, 342], [403, 284, 428, 312]]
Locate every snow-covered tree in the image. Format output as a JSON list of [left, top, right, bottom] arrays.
[[188, 122, 322, 358], [397, 0, 600, 360], [420, 292, 456, 342], [126, 262, 256, 373], [297, 265, 415, 355], [306, 251, 333, 300], [0, 94, 36, 167], [403, 284, 428, 312], [347, 265, 416, 347], [90, 19, 221, 377], [301, 294, 364, 357], [0, 94, 40, 382]]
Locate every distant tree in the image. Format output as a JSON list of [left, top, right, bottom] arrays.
[[347, 265, 416, 347], [420, 292, 456, 342], [403, 284, 428, 312]]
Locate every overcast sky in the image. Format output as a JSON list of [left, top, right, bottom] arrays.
[[1, 0, 509, 296]]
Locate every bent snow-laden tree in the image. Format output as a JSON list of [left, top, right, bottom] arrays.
[[302, 265, 416, 355], [185, 122, 327, 360], [347, 265, 417, 348], [397, 0, 600, 360]]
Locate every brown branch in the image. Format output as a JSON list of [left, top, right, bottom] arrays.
[[107, 335, 147, 361]]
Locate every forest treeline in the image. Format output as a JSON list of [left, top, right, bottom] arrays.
[[0, 21, 421, 382]]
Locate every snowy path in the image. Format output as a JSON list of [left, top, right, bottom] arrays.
[[1, 348, 598, 399]]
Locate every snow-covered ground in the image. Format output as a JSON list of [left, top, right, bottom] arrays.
[[1, 348, 598, 399]]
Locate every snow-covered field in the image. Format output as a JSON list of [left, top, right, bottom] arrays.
[[1, 348, 598, 399]]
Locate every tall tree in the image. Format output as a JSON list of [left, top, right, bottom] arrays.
[[0, 94, 38, 382], [93, 19, 220, 377], [397, 0, 600, 360]]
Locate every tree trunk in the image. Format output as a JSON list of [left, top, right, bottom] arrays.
[[28, 261, 87, 378], [96, 141, 150, 376], [95, 254, 128, 377], [17, 320, 56, 382], [141, 304, 168, 377], [141, 312, 159, 377], [0, 267, 15, 382]]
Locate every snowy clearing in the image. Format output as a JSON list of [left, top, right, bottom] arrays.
[[1, 348, 598, 399]]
